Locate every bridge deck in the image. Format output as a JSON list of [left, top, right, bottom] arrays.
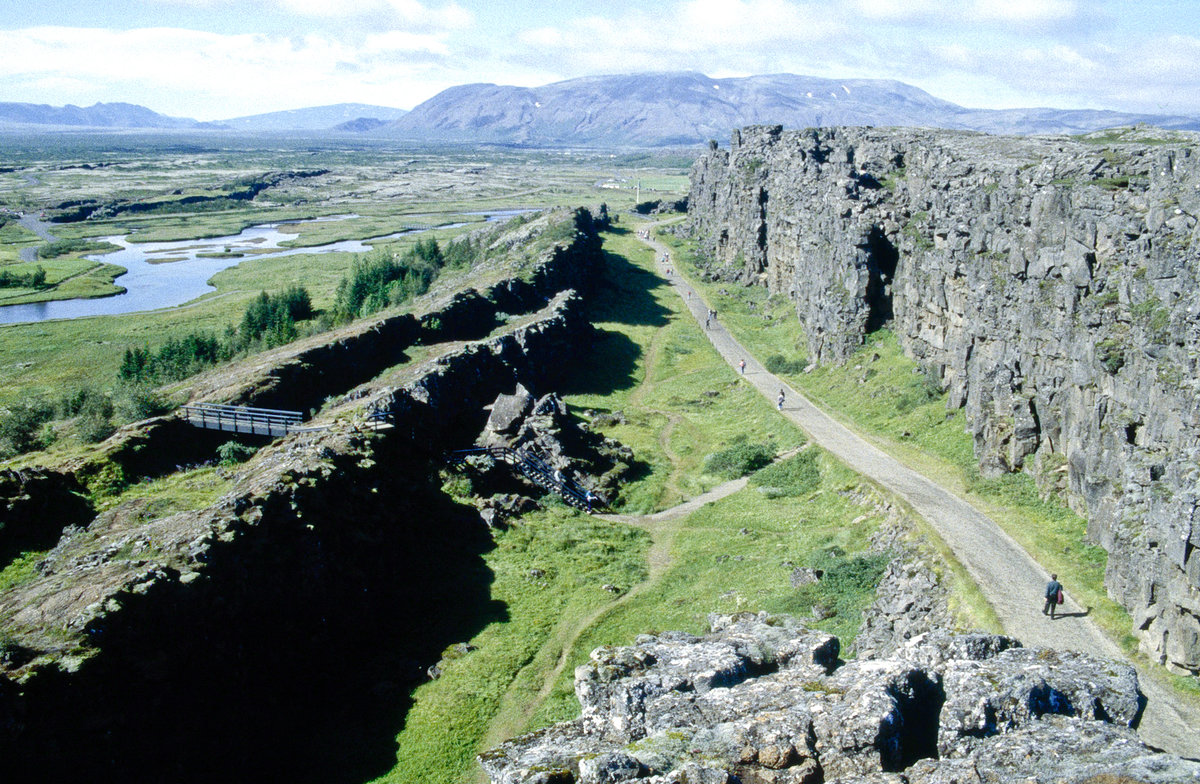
[[181, 403, 304, 438]]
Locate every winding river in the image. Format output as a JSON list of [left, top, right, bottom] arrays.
[[0, 211, 525, 326]]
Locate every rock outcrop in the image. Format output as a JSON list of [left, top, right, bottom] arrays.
[[479, 613, 1198, 784], [466, 384, 634, 514], [688, 125, 1200, 675]]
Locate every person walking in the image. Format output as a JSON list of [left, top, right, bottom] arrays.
[[1044, 573, 1063, 619], [777, 389, 785, 410], [739, 359, 746, 375]]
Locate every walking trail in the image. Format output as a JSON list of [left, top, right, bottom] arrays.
[[17, 214, 56, 263], [638, 223, 1199, 757]]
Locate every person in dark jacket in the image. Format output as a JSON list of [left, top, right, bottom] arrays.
[[1044, 573, 1063, 618]]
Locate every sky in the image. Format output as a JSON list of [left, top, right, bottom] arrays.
[[1, 0, 1199, 121]]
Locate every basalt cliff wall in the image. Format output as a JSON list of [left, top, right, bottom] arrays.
[[688, 125, 1200, 675]]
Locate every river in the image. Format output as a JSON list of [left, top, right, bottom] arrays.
[[0, 211, 527, 325]]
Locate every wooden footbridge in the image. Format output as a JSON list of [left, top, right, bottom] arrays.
[[181, 403, 304, 438], [450, 446, 597, 512]]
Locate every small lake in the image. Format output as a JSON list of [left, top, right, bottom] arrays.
[[0, 210, 529, 326]]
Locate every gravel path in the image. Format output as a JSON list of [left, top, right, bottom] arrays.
[[16, 214, 56, 262], [639, 226, 1199, 757]]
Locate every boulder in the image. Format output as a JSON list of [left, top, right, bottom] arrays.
[[483, 383, 535, 440]]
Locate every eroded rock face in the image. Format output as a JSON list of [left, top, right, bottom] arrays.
[[688, 125, 1200, 674], [479, 614, 1200, 784]]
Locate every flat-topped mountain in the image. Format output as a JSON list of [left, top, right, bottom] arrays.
[[385, 71, 1200, 146]]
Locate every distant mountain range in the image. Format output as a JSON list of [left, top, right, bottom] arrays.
[[0, 101, 216, 130], [0, 101, 406, 133], [3, 73, 1197, 146]]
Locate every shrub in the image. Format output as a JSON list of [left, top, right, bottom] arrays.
[[0, 265, 47, 289], [113, 383, 172, 422], [72, 391, 115, 443], [1096, 338, 1125, 374], [750, 449, 819, 496], [764, 354, 806, 375], [0, 399, 54, 457], [216, 441, 258, 466], [78, 461, 128, 498], [704, 442, 774, 478]]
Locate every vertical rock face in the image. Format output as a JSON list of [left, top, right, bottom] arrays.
[[688, 125, 1200, 675]]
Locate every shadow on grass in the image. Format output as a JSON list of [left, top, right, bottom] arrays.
[[559, 246, 675, 399], [591, 249, 671, 329], [560, 327, 640, 398]]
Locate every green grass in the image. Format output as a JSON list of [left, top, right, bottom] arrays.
[[529, 456, 891, 729], [375, 225, 905, 782], [0, 258, 126, 305], [382, 508, 651, 784], [0, 550, 45, 593], [560, 227, 806, 513], [750, 448, 820, 497], [94, 464, 231, 514]]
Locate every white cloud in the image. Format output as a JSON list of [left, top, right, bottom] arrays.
[[0, 26, 453, 118], [513, 0, 848, 78], [277, 0, 471, 27], [364, 29, 451, 54], [152, 0, 471, 28], [972, 0, 1077, 23], [846, 0, 1078, 26], [847, 0, 943, 21]]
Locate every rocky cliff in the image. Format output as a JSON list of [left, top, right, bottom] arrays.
[[687, 125, 1200, 676], [0, 209, 606, 781]]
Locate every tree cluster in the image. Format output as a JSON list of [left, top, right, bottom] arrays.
[[119, 286, 314, 385], [0, 265, 47, 289]]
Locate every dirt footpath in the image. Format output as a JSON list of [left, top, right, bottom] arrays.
[[637, 225, 1199, 757]]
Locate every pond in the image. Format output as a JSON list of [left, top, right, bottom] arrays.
[[0, 210, 529, 325]]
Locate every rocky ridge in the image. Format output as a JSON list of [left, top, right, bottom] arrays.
[[0, 208, 606, 779], [687, 125, 1200, 676]]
